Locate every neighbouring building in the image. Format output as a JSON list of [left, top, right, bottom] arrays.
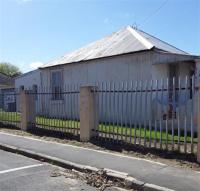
[[15, 69, 41, 91], [0, 72, 16, 112], [15, 69, 41, 111]]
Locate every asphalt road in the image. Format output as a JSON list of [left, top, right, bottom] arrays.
[[0, 132, 199, 191], [0, 150, 97, 191]]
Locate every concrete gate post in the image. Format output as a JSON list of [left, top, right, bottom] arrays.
[[20, 90, 36, 131], [79, 86, 98, 142]]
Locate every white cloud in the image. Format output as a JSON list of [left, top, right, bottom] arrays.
[[29, 61, 43, 70]]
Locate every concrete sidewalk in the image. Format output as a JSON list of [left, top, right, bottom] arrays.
[[0, 132, 199, 191]]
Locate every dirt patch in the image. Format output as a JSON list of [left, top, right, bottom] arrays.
[[50, 168, 134, 191], [0, 127, 199, 171]]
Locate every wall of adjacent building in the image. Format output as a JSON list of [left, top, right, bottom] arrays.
[[15, 69, 41, 112], [15, 69, 41, 90]]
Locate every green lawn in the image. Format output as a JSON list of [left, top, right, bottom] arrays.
[[0, 111, 20, 122], [36, 116, 80, 129], [0, 111, 197, 143], [98, 124, 197, 143]]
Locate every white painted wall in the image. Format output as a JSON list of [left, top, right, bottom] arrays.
[[15, 69, 41, 112], [15, 69, 41, 90]]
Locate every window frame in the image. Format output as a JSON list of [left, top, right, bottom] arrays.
[[32, 84, 38, 100], [50, 69, 63, 101], [19, 85, 24, 92], [168, 63, 179, 102]]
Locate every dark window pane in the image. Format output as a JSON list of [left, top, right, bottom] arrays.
[[51, 71, 62, 100]]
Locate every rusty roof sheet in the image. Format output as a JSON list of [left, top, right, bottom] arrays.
[[41, 26, 189, 68]]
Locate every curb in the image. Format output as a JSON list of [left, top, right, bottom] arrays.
[[0, 143, 175, 191]]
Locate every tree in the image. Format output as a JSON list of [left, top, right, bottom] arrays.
[[0, 62, 22, 76]]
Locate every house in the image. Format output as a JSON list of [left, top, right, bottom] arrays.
[[0, 72, 16, 112], [15, 69, 41, 112], [37, 26, 200, 131], [15, 69, 41, 91]]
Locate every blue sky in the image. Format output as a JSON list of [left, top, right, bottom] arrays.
[[0, 0, 199, 73]]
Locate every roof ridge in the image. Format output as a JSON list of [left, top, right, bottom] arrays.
[[136, 28, 189, 55], [126, 26, 154, 49]]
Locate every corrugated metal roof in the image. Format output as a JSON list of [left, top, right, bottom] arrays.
[[41, 26, 189, 68], [136, 29, 188, 55]]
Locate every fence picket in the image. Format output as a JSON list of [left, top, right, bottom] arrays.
[[178, 77, 181, 151], [139, 81, 142, 145], [166, 78, 169, 150], [184, 76, 188, 153], [154, 79, 158, 148], [134, 81, 138, 145], [172, 77, 175, 151], [149, 79, 153, 148], [125, 82, 128, 143], [116, 82, 120, 142], [129, 81, 133, 144], [160, 78, 163, 149], [191, 75, 194, 153], [112, 82, 116, 142], [144, 80, 148, 147]]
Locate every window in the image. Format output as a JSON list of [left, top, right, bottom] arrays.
[[169, 64, 178, 102], [168, 64, 178, 119], [32, 85, 38, 100], [20, 85, 24, 91], [51, 71, 63, 100]]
